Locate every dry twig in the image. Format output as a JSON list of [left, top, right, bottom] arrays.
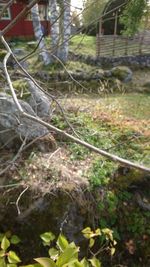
[[16, 186, 29, 215]]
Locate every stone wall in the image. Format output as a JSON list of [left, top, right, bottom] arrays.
[[69, 52, 150, 68]]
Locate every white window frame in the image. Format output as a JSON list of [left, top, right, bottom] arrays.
[[0, 4, 11, 20]]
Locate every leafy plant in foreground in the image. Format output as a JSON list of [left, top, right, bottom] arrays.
[[0, 232, 21, 267], [0, 227, 117, 267]]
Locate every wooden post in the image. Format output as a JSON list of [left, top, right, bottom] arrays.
[[97, 18, 103, 57], [125, 37, 128, 55], [99, 17, 103, 36], [139, 14, 148, 55], [96, 34, 100, 57], [112, 11, 118, 56]]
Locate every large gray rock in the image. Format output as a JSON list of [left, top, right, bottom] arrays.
[[26, 79, 52, 119], [111, 66, 133, 82], [0, 93, 49, 148]]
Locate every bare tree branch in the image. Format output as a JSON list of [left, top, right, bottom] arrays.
[[1, 35, 150, 173], [3, 50, 23, 112]]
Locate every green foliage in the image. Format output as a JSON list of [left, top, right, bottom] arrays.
[[97, 190, 119, 231], [0, 232, 21, 266], [119, 207, 150, 236], [40, 232, 56, 246], [82, 227, 117, 256], [89, 159, 117, 187], [120, 0, 149, 36], [0, 228, 117, 267], [35, 227, 117, 267], [82, 0, 107, 27], [51, 115, 68, 130]]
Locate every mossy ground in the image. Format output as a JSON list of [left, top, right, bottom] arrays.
[[57, 94, 150, 266]]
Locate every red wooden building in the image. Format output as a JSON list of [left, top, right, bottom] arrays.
[[0, 0, 50, 39]]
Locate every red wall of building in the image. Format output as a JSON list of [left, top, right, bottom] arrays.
[[0, 2, 50, 39]]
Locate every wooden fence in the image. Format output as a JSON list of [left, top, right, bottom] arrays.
[[96, 32, 150, 57]]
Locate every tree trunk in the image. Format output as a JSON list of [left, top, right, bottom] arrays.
[[49, 0, 60, 61], [31, 3, 50, 65], [59, 0, 71, 62]]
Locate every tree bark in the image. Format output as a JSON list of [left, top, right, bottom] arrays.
[[31, 2, 50, 65], [49, 0, 60, 61], [59, 0, 71, 62]]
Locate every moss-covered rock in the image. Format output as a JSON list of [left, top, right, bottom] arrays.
[[111, 66, 132, 82]]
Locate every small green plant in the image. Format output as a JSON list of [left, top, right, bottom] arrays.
[[0, 231, 21, 267], [81, 227, 117, 257], [89, 159, 117, 187], [35, 230, 104, 267], [0, 228, 116, 267]]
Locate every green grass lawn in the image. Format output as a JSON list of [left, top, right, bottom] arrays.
[[69, 34, 96, 56], [98, 93, 150, 120]]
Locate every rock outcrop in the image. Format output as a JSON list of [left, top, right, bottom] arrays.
[[0, 93, 50, 149]]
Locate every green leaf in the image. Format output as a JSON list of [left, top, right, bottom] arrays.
[[89, 238, 95, 248], [82, 228, 101, 239], [110, 247, 115, 256], [7, 264, 17, 267], [95, 229, 101, 236], [80, 258, 89, 267], [10, 235, 21, 245], [68, 260, 83, 267], [89, 257, 101, 267], [8, 251, 21, 264], [1, 236, 10, 251], [56, 234, 69, 252], [35, 257, 56, 267], [48, 248, 59, 260], [0, 250, 5, 257], [56, 246, 79, 267], [0, 234, 4, 242], [0, 258, 7, 267], [102, 228, 113, 241], [81, 228, 92, 239], [40, 232, 55, 245]]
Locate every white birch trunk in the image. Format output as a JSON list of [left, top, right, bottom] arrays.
[[31, 3, 50, 65], [49, 0, 60, 60], [59, 0, 71, 62]]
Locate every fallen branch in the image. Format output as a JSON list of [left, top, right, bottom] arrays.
[[1, 35, 150, 173], [21, 112, 150, 173]]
